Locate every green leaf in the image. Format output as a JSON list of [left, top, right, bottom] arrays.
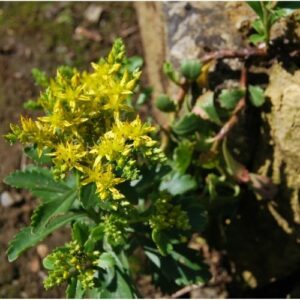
[[7, 213, 85, 262], [172, 113, 207, 136], [173, 140, 193, 174], [23, 100, 42, 110], [147, 244, 211, 290], [4, 167, 69, 201], [251, 19, 265, 35], [136, 87, 152, 107], [99, 252, 116, 270], [101, 268, 137, 299], [219, 88, 245, 110], [24, 146, 52, 165], [222, 140, 250, 183], [66, 278, 85, 299], [180, 59, 202, 81], [160, 172, 197, 196], [98, 252, 116, 286], [249, 85, 265, 107], [163, 62, 180, 85], [72, 222, 90, 246], [155, 94, 176, 112], [151, 229, 173, 255], [197, 91, 222, 124], [80, 183, 99, 210], [247, 1, 264, 20], [84, 224, 105, 252], [125, 56, 143, 72], [144, 247, 161, 268], [43, 254, 56, 270], [31, 68, 48, 88], [249, 33, 266, 45], [31, 189, 77, 230]]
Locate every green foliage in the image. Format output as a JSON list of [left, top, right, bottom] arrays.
[[219, 88, 245, 110], [163, 61, 180, 85], [249, 85, 265, 107], [4, 29, 273, 296], [7, 213, 85, 262], [31, 68, 49, 88], [247, 1, 292, 45], [155, 94, 176, 112], [4, 40, 210, 298], [180, 59, 202, 81]]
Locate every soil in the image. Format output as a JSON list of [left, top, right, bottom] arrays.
[[0, 3, 230, 299], [0, 2, 144, 298]]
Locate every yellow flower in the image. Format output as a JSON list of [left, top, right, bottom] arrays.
[[90, 134, 129, 165], [7, 39, 163, 204], [81, 164, 125, 200], [49, 142, 86, 173]]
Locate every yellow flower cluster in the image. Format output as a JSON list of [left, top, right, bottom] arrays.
[[44, 241, 99, 290], [7, 39, 165, 201]]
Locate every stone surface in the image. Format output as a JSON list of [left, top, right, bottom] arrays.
[[83, 5, 103, 24], [1, 191, 14, 207], [136, 1, 300, 295]]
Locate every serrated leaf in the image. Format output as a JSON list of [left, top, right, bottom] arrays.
[[31, 189, 77, 230], [7, 213, 85, 262], [173, 140, 193, 174], [172, 113, 207, 136], [4, 167, 69, 201], [249, 85, 265, 107], [219, 88, 245, 110], [197, 91, 222, 124], [160, 172, 197, 196], [24, 146, 52, 165]]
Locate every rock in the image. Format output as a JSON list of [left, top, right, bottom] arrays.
[[84, 5, 103, 24], [37, 244, 49, 258], [28, 258, 40, 273], [74, 26, 102, 42], [0, 191, 14, 207]]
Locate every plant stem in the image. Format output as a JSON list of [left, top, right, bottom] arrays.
[[261, 1, 270, 45], [201, 47, 267, 64], [210, 66, 247, 148]]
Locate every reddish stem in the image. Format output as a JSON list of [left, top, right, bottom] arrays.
[[202, 47, 267, 64], [211, 66, 247, 148]]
